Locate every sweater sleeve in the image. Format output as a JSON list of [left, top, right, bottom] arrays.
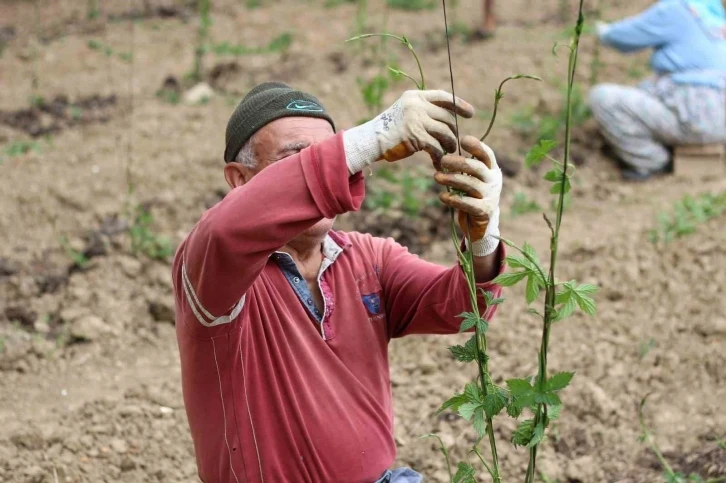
[[375, 236, 505, 338], [174, 132, 364, 328], [600, 1, 683, 52]]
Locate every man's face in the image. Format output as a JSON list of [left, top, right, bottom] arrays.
[[225, 117, 336, 242]]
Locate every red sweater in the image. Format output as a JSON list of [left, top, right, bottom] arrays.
[[172, 132, 503, 483]]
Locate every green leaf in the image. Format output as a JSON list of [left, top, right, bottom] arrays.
[[575, 293, 597, 316], [449, 336, 477, 362], [453, 462, 476, 483], [543, 169, 562, 182], [437, 393, 469, 414], [492, 271, 528, 287], [576, 283, 599, 295], [514, 393, 537, 410], [504, 254, 528, 269], [473, 408, 487, 437], [546, 372, 574, 392], [534, 391, 562, 406], [506, 378, 533, 396], [550, 177, 572, 194], [464, 382, 482, 404], [525, 139, 557, 167], [522, 242, 539, 262], [478, 288, 505, 306], [548, 403, 563, 420], [506, 400, 523, 418], [482, 388, 508, 418], [525, 274, 540, 304], [554, 295, 577, 321], [458, 402, 480, 420], [457, 311, 479, 332], [526, 422, 546, 448], [512, 419, 535, 447]]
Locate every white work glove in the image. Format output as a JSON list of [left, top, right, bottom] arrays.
[[343, 90, 475, 174], [434, 135, 502, 257], [595, 20, 610, 38]]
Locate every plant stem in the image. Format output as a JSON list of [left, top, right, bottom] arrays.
[[472, 447, 496, 480], [525, 1, 585, 482], [32, 0, 40, 98], [346, 33, 425, 89], [589, 1, 602, 87], [193, 0, 211, 83], [481, 75, 541, 142], [424, 433, 455, 483], [457, 221, 501, 483], [638, 397, 678, 477]]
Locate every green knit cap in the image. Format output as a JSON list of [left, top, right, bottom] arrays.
[[224, 81, 336, 163]]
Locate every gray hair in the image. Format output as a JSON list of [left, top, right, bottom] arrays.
[[234, 136, 257, 168]]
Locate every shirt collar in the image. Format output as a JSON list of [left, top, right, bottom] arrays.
[[271, 231, 349, 263]]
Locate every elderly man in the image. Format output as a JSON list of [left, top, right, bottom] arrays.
[[173, 82, 505, 483]]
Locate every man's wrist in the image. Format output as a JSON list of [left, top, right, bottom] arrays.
[[467, 207, 500, 257], [342, 121, 381, 175]]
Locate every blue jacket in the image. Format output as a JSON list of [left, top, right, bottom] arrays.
[[600, 0, 726, 88]]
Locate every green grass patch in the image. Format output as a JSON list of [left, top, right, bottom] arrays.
[[209, 33, 293, 56], [649, 192, 726, 244]]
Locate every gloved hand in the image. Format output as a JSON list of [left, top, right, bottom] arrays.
[[343, 90, 475, 174], [595, 20, 610, 38], [434, 135, 502, 257]]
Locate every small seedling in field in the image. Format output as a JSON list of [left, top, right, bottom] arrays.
[[1, 140, 42, 164], [155, 87, 181, 105], [87, 39, 113, 56], [59, 235, 90, 269], [510, 192, 542, 218], [638, 338, 657, 360], [639, 396, 726, 483], [87, 0, 100, 19], [365, 166, 435, 216], [627, 63, 646, 80], [69, 105, 83, 120], [538, 472, 561, 483], [190, 0, 212, 83], [589, 1, 603, 86], [357, 74, 389, 122], [347, 33, 426, 89], [128, 204, 173, 261], [210, 33, 293, 56], [512, 84, 590, 146], [325, 0, 358, 6], [649, 192, 726, 244], [87, 39, 133, 62], [386, 0, 435, 10]]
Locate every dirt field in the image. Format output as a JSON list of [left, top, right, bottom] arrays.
[[1, 0, 725, 482]]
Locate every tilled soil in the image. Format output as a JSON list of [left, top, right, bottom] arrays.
[[1, 0, 725, 482]]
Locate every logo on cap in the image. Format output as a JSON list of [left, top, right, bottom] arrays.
[[286, 100, 324, 112]]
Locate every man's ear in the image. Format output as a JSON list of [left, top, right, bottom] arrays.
[[224, 163, 248, 189]]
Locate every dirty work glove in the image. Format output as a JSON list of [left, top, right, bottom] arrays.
[[434, 135, 502, 257], [343, 90, 475, 174]]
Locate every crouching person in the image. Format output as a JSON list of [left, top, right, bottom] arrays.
[[590, 0, 726, 180]]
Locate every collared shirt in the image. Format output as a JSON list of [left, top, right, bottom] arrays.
[[272, 234, 344, 339]]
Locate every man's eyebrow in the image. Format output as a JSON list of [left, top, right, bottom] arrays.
[[278, 141, 310, 154]]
